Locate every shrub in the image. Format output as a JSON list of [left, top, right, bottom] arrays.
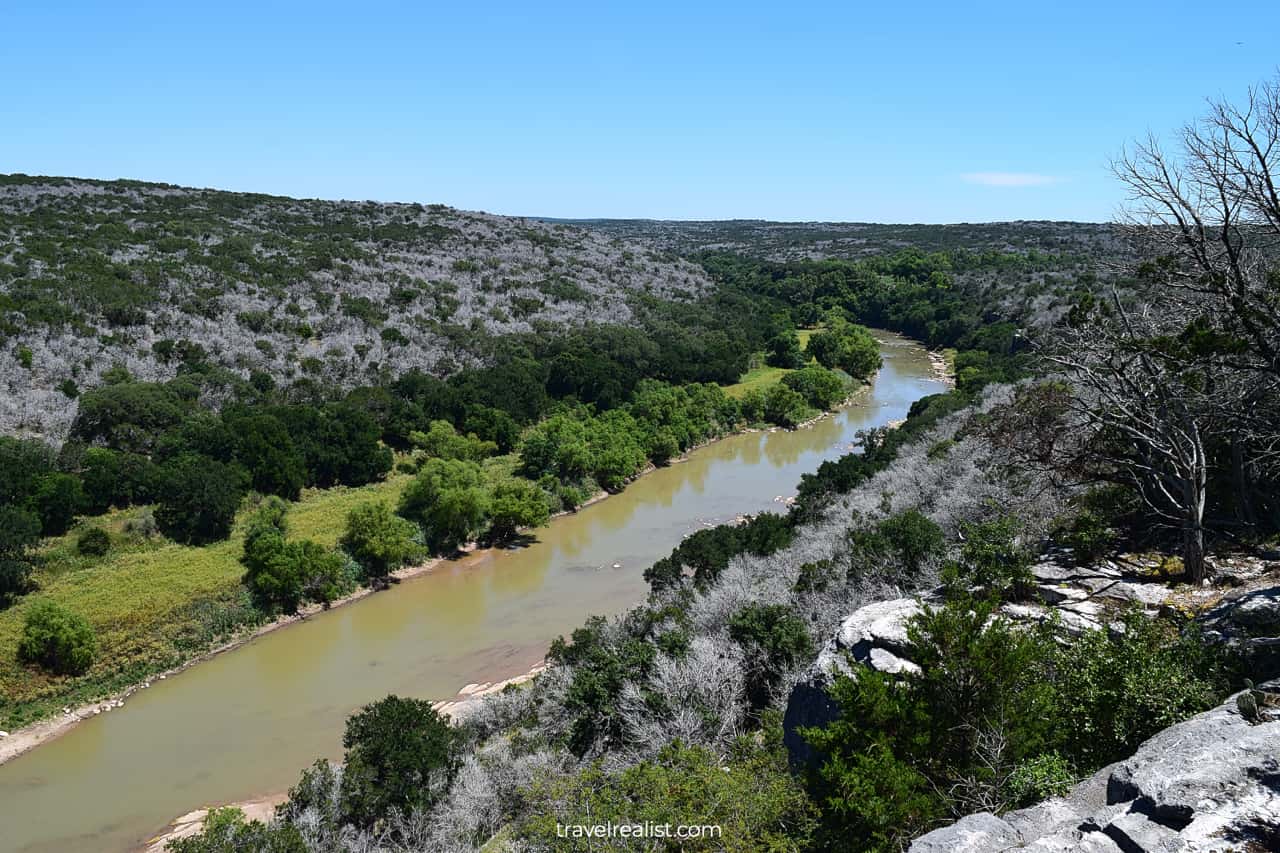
[[794, 558, 838, 594], [849, 508, 946, 584], [518, 726, 816, 851], [1051, 486, 1133, 564], [1008, 753, 1075, 805], [17, 600, 97, 675], [728, 603, 813, 709], [76, 527, 111, 557], [168, 807, 307, 853], [946, 515, 1035, 600], [549, 615, 658, 756], [1050, 611, 1228, 767]]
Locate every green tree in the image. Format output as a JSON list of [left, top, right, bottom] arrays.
[[739, 388, 766, 423], [242, 499, 348, 613], [408, 420, 496, 461], [0, 506, 41, 604], [339, 695, 461, 828], [766, 327, 806, 369], [155, 454, 245, 545], [230, 414, 306, 500], [397, 458, 491, 553], [69, 380, 191, 453], [0, 437, 54, 506], [782, 365, 848, 409], [647, 428, 681, 466], [518, 413, 592, 482], [763, 383, 811, 428], [486, 478, 551, 543], [340, 501, 421, 584], [806, 319, 883, 381], [31, 472, 84, 536], [17, 600, 97, 675]]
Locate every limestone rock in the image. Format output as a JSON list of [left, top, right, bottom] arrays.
[[909, 813, 1022, 853], [909, 682, 1280, 851], [783, 597, 925, 767]]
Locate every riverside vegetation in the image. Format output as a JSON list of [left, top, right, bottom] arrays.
[[0, 181, 896, 729], [6, 77, 1280, 852], [165, 77, 1280, 852]]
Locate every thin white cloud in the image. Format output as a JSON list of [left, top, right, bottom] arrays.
[[961, 172, 1064, 187]]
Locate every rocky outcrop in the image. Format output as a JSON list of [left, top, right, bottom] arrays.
[[782, 555, 1180, 768], [908, 681, 1280, 852], [782, 596, 927, 767], [1203, 585, 1280, 680]]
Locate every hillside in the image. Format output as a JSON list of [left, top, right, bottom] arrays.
[[550, 218, 1126, 262], [0, 175, 711, 441]]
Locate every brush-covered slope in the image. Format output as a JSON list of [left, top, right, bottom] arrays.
[[0, 175, 712, 441]]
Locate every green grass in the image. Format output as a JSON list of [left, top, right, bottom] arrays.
[[0, 471, 416, 729], [724, 328, 817, 399]]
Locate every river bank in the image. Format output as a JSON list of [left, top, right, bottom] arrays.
[[0, 330, 951, 853], [0, 377, 871, 769], [140, 658, 551, 852]]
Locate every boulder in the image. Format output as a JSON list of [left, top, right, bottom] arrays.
[[909, 813, 1022, 853], [1216, 587, 1280, 635]]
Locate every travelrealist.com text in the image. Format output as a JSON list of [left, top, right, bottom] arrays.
[[556, 822, 724, 840]]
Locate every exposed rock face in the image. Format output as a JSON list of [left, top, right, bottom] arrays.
[[1203, 584, 1280, 680], [782, 597, 925, 767], [908, 682, 1280, 852]]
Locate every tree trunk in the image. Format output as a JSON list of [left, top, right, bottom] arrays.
[[1182, 430, 1209, 584], [1182, 522, 1207, 583]]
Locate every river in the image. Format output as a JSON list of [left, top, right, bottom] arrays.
[[0, 332, 945, 853]]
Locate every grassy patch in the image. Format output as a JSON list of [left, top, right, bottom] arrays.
[[0, 472, 415, 729], [724, 329, 817, 399]]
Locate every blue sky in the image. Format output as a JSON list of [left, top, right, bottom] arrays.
[[3, 1, 1277, 222]]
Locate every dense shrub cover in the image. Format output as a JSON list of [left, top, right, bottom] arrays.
[[800, 597, 1229, 851]]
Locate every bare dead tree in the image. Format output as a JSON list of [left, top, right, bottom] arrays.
[[1113, 75, 1280, 376], [1045, 292, 1223, 582]]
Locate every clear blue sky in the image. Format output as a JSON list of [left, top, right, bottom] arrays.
[[3, 1, 1277, 222]]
